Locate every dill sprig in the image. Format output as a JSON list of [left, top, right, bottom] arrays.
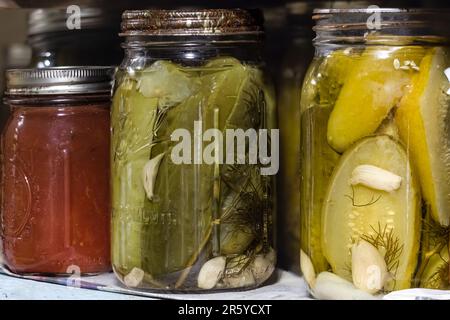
[[345, 185, 382, 207], [224, 254, 254, 277], [422, 216, 450, 250], [414, 209, 450, 287], [220, 165, 265, 241], [424, 258, 449, 289], [360, 223, 404, 276]]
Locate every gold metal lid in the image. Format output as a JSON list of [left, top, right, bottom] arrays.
[[120, 9, 264, 37]]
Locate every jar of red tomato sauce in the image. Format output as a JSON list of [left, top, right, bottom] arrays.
[[1, 67, 114, 275]]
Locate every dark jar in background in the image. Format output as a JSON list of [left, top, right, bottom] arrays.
[[2, 67, 114, 275], [276, 1, 315, 275], [27, 8, 123, 68]]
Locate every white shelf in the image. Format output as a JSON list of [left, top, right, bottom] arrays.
[[0, 269, 311, 300]]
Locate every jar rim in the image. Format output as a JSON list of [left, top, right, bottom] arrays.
[[313, 8, 450, 45]]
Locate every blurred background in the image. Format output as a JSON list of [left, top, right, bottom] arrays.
[[0, 0, 448, 275], [0, 0, 446, 88]]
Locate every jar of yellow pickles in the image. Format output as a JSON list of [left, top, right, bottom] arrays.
[[300, 8, 450, 299]]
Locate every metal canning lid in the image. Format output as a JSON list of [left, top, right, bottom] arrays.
[[120, 9, 264, 37], [5, 67, 116, 96]]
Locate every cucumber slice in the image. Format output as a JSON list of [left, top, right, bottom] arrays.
[[322, 135, 421, 290], [327, 46, 426, 153], [395, 48, 450, 226]]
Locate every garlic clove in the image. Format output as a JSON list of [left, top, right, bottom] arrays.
[[349, 164, 402, 192], [123, 267, 145, 287], [313, 272, 378, 300], [197, 256, 226, 290], [142, 152, 165, 201], [300, 250, 316, 288], [223, 269, 256, 288], [251, 248, 276, 282], [352, 240, 388, 294]]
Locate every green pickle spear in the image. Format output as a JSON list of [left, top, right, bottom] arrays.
[[300, 106, 340, 273], [202, 58, 270, 259], [395, 48, 450, 226], [111, 78, 158, 274], [140, 58, 268, 281], [327, 46, 426, 152], [322, 135, 421, 290], [137, 60, 205, 277], [204, 58, 266, 256], [112, 61, 200, 279]]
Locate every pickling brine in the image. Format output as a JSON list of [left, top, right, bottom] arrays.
[[111, 9, 276, 292], [300, 9, 450, 299]]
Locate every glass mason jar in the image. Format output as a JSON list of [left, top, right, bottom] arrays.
[[27, 8, 123, 68], [111, 9, 276, 291], [2, 67, 114, 275], [300, 9, 450, 299]]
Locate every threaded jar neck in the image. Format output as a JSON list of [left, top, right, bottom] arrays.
[[313, 8, 450, 47]]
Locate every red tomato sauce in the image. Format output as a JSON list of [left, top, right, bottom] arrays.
[[1, 104, 111, 274]]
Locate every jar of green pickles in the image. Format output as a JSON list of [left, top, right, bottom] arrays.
[[300, 8, 450, 299], [111, 9, 276, 291]]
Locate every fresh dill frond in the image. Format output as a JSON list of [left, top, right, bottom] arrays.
[[424, 260, 449, 289], [360, 223, 404, 276], [422, 216, 450, 250], [224, 253, 255, 277], [345, 185, 382, 207]]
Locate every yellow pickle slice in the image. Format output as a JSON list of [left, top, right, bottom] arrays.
[[300, 106, 340, 273], [395, 47, 450, 226], [321, 135, 421, 291], [327, 46, 426, 153]]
